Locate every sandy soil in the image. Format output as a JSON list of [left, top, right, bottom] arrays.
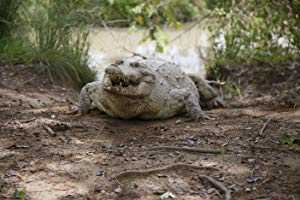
[[0, 64, 299, 200]]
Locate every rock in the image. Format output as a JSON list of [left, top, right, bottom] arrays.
[[160, 191, 176, 199], [114, 187, 122, 194], [95, 169, 104, 176]]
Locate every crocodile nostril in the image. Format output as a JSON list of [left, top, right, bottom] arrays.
[[130, 62, 141, 68]]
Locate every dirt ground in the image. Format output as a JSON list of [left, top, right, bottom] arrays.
[[0, 65, 299, 200]]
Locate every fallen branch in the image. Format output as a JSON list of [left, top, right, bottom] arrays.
[[199, 175, 231, 200], [22, 106, 71, 114], [259, 118, 272, 135], [112, 163, 218, 180], [149, 146, 223, 154], [6, 117, 72, 132]]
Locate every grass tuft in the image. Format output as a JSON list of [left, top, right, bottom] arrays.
[[0, 0, 96, 88]]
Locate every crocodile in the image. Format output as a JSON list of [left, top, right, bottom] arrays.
[[78, 56, 222, 120]]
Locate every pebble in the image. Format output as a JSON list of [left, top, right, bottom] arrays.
[[207, 188, 215, 194], [96, 169, 105, 176], [131, 157, 138, 161], [175, 120, 182, 124], [114, 187, 122, 193], [247, 158, 256, 163]]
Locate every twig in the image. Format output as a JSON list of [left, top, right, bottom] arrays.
[[169, 14, 211, 44], [259, 118, 272, 136], [199, 175, 231, 200], [149, 146, 223, 154], [112, 163, 218, 180], [42, 124, 56, 136], [4, 118, 14, 126], [104, 19, 130, 26], [100, 18, 138, 56], [19, 117, 36, 123], [207, 80, 226, 86]]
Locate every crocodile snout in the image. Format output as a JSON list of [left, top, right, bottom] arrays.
[[105, 64, 143, 87], [105, 65, 124, 84]]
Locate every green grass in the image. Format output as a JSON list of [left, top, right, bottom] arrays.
[[0, 0, 96, 88], [27, 29, 96, 88], [0, 0, 22, 39]]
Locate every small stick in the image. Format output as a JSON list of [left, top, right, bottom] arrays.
[[207, 80, 226, 86], [4, 118, 14, 126], [259, 118, 272, 135], [149, 146, 224, 154], [112, 163, 218, 180], [19, 117, 36, 123], [42, 124, 56, 136], [199, 175, 231, 200]]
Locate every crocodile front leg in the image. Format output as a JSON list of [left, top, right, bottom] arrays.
[[170, 88, 210, 120]]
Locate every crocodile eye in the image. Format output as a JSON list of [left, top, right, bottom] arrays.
[[115, 60, 124, 65]]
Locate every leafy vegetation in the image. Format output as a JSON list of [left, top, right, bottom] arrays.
[[199, 0, 300, 103], [0, 0, 96, 88], [0, 0, 25, 64], [1, 0, 299, 89], [204, 0, 300, 78], [0, 0, 22, 39], [12, 188, 26, 200], [22, 0, 96, 88], [0, 0, 200, 86], [90, 0, 200, 27], [123, 0, 200, 51], [86, 0, 201, 51]]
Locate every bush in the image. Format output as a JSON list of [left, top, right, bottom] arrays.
[[21, 0, 96, 88], [95, 0, 200, 27], [81, 0, 201, 51], [204, 0, 300, 80], [0, 0, 22, 39], [0, 0, 96, 88], [0, 0, 26, 64]]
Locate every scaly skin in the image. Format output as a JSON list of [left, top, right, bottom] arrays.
[[79, 56, 220, 120]]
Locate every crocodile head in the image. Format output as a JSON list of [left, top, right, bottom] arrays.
[[103, 57, 156, 98]]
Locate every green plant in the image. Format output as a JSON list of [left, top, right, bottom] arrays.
[[13, 188, 26, 200], [0, 38, 28, 64], [0, 0, 26, 64], [0, 0, 22, 39], [224, 82, 242, 97], [97, 0, 199, 26], [203, 0, 300, 81], [0, 0, 96, 88], [95, 0, 200, 51], [1, 0, 96, 88], [279, 133, 300, 147]]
